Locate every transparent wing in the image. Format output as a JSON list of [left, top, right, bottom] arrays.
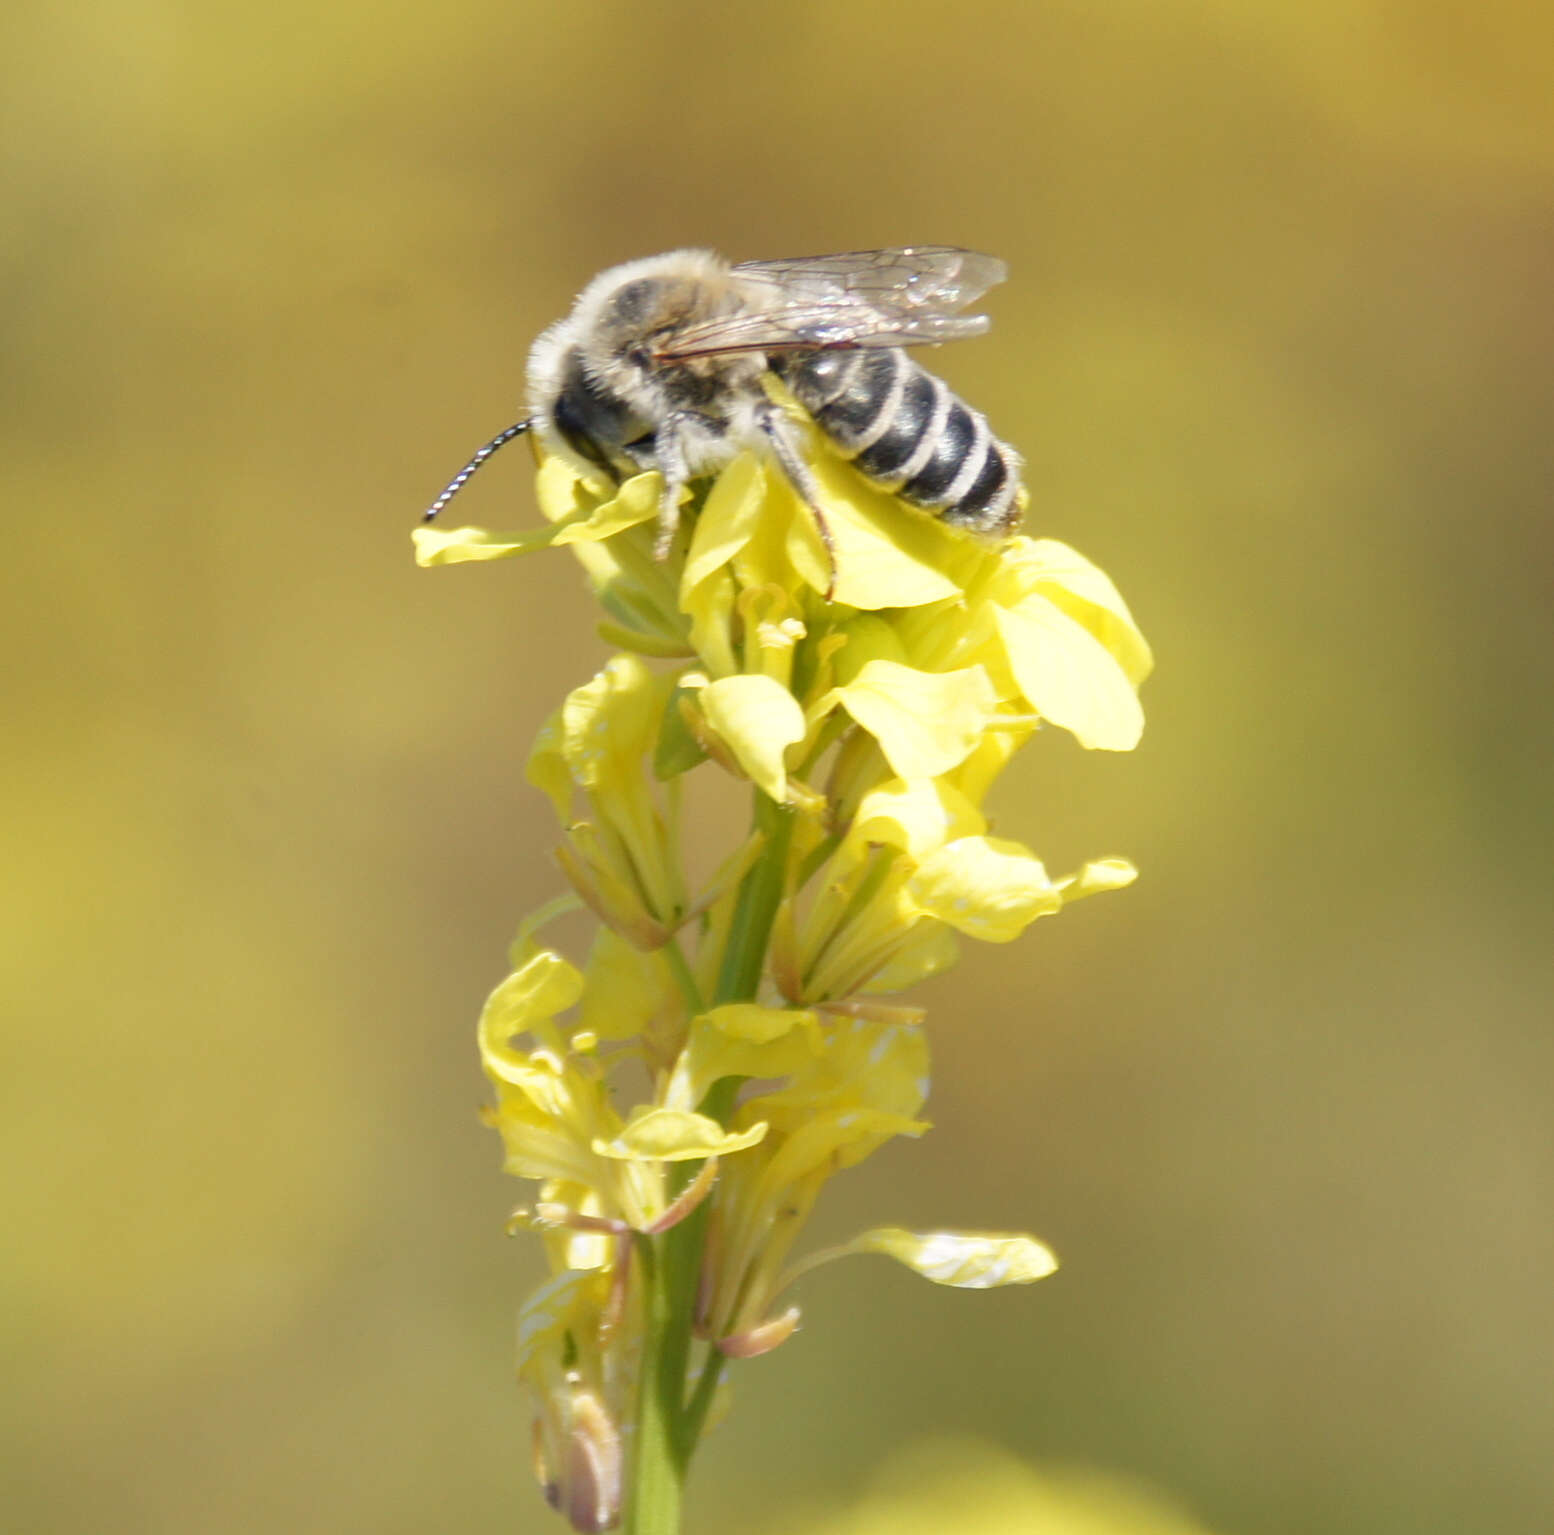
[[652, 305, 991, 361], [654, 246, 1006, 362], [732, 246, 1008, 312]]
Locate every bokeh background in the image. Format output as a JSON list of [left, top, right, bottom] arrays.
[[5, 3, 1552, 1532]]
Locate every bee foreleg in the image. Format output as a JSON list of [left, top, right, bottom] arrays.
[[651, 416, 696, 560], [755, 403, 838, 596]]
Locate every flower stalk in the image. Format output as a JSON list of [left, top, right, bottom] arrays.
[[416, 420, 1151, 1532]]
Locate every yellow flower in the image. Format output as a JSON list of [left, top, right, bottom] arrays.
[[827, 659, 1001, 779], [516, 1268, 625, 1535], [697, 1005, 932, 1349], [526, 654, 688, 945], [890, 532, 1153, 750], [421, 419, 1153, 1524], [693, 672, 807, 803]]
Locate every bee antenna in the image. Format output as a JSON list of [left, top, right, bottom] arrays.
[[422, 419, 534, 522]]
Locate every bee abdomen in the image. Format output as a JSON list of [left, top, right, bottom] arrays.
[[778, 349, 1022, 538]]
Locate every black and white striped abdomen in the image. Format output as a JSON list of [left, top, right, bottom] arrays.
[[774, 348, 1022, 538]]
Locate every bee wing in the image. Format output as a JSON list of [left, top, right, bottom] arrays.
[[732, 246, 1008, 312], [652, 304, 992, 361], [653, 248, 1005, 362]]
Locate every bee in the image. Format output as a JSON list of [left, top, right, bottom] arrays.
[[424, 246, 1023, 564]]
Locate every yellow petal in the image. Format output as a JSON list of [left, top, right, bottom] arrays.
[[701, 1002, 814, 1043], [756, 1106, 928, 1183], [412, 524, 558, 564], [1014, 536, 1154, 686], [733, 469, 814, 595], [778, 490, 835, 598], [515, 1269, 601, 1374], [412, 474, 658, 566], [860, 923, 961, 994], [830, 614, 910, 684], [550, 471, 660, 545], [478, 950, 585, 1077], [665, 1005, 822, 1112], [699, 674, 807, 802], [1057, 857, 1139, 903], [580, 929, 677, 1042], [832, 660, 998, 778], [681, 566, 740, 680], [841, 1227, 1058, 1287], [681, 451, 767, 593], [554, 823, 667, 947], [593, 1107, 768, 1162], [757, 1013, 928, 1125], [560, 655, 664, 790], [804, 452, 964, 609], [524, 709, 572, 821], [533, 453, 590, 523], [852, 778, 986, 860], [905, 836, 1062, 942], [995, 597, 1145, 751], [943, 715, 1035, 806], [506, 893, 586, 972]]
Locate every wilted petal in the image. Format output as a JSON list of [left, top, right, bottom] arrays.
[[556, 1384, 623, 1535], [716, 1306, 801, 1358]]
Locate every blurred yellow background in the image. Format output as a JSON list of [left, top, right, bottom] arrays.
[[5, 3, 1552, 1532]]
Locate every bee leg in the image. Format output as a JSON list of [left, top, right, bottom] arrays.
[[755, 404, 838, 598], [651, 417, 694, 560]]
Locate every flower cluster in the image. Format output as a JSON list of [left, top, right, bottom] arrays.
[[415, 400, 1151, 1532]]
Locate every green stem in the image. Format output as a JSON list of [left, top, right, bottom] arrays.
[[678, 1340, 725, 1455], [795, 828, 842, 892], [624, 792, 793, 1533], [661, 934, 706, 1017], [714, 792, 793, 1005], [623, 1238, 680, 1535]]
